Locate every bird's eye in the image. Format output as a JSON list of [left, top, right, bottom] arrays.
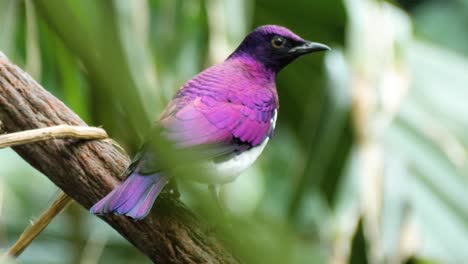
[[271, 36, 286, 49]]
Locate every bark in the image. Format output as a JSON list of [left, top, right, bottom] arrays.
[[0, 52, 237, 263]]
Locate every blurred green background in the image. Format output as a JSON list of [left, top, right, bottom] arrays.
[[1, 0, 468, 263]]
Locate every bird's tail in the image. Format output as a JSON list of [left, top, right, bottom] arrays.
[[90, 172, 167, 220]]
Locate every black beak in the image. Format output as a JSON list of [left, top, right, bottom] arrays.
[[289, 41, 330, 54]]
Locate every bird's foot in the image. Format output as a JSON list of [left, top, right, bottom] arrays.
[[207, 184, 234, 232], [209, 184, 222, 209]]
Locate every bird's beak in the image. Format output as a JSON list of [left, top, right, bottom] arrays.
[[289, 41, 330, 54]]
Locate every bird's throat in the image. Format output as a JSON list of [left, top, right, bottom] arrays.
[[229, 54, 277, 83]]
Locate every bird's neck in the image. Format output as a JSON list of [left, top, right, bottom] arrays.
[[227, 54, 277, 83]]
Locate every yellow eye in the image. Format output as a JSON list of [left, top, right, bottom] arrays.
[[271, 36, 286, 48]]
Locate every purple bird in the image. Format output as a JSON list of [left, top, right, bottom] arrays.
[[90, 25, 329, 220]]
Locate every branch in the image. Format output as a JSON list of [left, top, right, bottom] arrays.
[[7, 192, 72, 257], [0, 125, 109, 257], [0, 51, 238, 263], [0, 125, 108, 148]]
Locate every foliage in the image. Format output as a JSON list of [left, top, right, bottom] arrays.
[[1, 0, 467, 263]]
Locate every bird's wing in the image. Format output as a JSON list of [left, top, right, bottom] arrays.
[[162, 94, 276, 147], [137, 90, 277, 175]]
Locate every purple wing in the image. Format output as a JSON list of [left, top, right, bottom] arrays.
[[160, 89, 276, 152], [158, 62, 278, 158]]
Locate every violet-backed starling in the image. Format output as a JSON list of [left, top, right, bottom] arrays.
[[90, 25, 329, 220]]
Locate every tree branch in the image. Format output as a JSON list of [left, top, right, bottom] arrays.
[[0, 51, 237, 263], [1, 126, 109, 258]]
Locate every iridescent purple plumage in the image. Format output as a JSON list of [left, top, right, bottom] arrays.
[[90, 25, 329, 220], [90, 172, 167, 220], [160, 57, 277, 148]]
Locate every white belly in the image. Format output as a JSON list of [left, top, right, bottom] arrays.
[[203, 137, 270, 183], [198, 110, 277, 184]]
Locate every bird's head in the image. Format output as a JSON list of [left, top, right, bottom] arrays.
[[229, 25, 330, 73]]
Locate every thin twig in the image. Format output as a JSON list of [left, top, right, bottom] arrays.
[[1, 125, 109, 258], [7, 192, 72, 257], [0, 125, 108, 149]]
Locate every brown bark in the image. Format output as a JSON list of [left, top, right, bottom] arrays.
[[0, 52, 237, 263]]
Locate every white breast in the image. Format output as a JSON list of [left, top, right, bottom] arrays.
[[200, 110, 277, 184]]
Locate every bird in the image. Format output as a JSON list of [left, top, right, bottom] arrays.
[[90, 25, 329, 220]]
